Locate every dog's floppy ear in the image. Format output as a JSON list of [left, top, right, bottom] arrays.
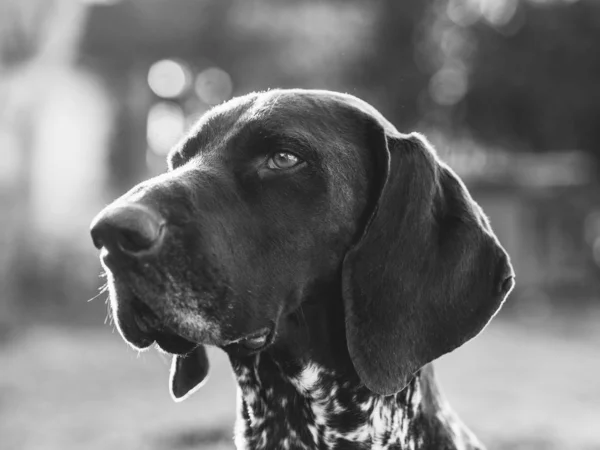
[[342, 128, 514, 396], [169, 346, 209, 402]]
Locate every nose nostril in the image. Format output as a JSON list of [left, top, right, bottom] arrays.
[[91, 231, 104, 250], [499, 275, 515, 296], [117, 225, 164, 255], [90, 204, 165, 257]]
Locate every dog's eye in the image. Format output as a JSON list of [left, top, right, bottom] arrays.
[[267, 152, 302, 170]]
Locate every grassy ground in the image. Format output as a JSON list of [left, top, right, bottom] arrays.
[[1, 310, 599, 450]]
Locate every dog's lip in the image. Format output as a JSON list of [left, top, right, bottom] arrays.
[[123, 331, 155, 350], [133, 312, 156, 336], [140, 326, 274, 355], [125, 303, 199, 354], [153, 330, 199, 355], [224, 326, 274, 351]]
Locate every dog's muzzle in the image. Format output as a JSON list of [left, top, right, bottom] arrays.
[[90, 202, 196, 353]]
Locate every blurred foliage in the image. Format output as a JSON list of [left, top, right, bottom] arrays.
[[344, 0, 600, 163], [463, 0, 600, 157], [343, 0, 431, 132]]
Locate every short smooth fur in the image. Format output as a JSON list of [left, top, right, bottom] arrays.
[[91, 89, 515, 450]]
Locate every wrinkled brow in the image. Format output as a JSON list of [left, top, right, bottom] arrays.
[[226, 121, 321, 162], [265, 131, 319, 159]]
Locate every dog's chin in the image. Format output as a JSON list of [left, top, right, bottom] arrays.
[[117, 316, 199, 355], [113, 309, 155, 350], [113, 297, 199, 355], [153, 332, 198, 355]]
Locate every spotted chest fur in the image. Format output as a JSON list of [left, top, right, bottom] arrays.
[[229, 354, 484, 450]]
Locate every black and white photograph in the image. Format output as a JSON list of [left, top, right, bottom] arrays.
[[0, 0, 598, 449]]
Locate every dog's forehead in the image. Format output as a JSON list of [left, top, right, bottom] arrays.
[[187, 90, 345, 134], [170, 89, 395, 167], [241, 89, 397, 132], [211, 90, 369, 137]]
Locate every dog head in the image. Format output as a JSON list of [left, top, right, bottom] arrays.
[[90, 89, 514, 400]]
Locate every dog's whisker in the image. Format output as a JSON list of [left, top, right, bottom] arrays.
[[104, 301, 114, 326], [87, 283, 109, 303]]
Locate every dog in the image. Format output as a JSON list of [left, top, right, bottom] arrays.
[[90, 89, 514, 449]]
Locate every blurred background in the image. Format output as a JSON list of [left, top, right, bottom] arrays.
[[1, 0, 599, 449]]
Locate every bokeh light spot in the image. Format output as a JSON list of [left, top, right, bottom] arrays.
[[148, 59, 190, 99], [429, 65, 468, 106], [480, 0, 518, 28], [146, 102, 186, 156], [195, 67, 233, 105], [447, 0, 481, 27]]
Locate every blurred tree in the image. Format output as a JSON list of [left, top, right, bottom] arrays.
[[348, 0, 600, 169], [418, 0, 600, 162], [465, 0, 600, 157], [345, 0, 431, 132], [78, 0, 233, 193]]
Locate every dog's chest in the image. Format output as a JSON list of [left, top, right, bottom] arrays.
[[230, 355, 426, 450]]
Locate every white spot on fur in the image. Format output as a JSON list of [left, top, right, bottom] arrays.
[[307, 423, 319, 447], [293, 363, 322, 394]]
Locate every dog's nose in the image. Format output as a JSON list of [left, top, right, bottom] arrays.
[[90, 204, 165, 256]]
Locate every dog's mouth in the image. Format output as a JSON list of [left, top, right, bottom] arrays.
[[224, 326, 275, 353], [120, 297, 199, 355], [116, 290, 276, 355]]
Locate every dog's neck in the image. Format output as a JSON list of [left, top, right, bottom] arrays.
[[228, 352, 483, 450], [226, 289, 483, 449]]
